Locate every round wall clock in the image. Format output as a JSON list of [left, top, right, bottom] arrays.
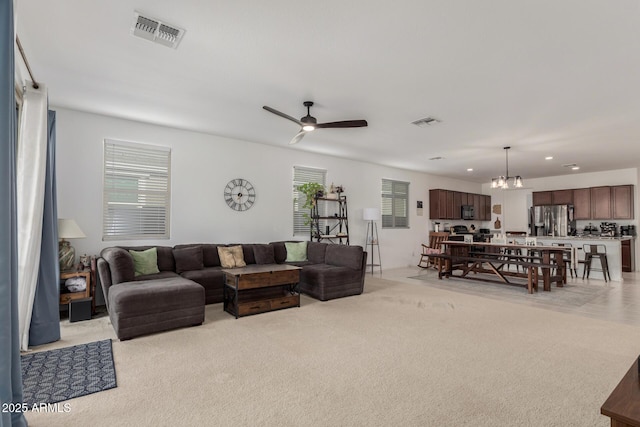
[[224, 178, 256, 211]]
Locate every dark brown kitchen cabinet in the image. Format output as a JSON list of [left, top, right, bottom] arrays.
[[478, 195, 487, 221], [429, 189, 445, 219], [591, 186, 612, 219], [552, 189, 573, 205], [612, 185, 634, 220], [621, 239, 633, 272], [485, 195, 492, 220], [429, 189, 490, 220], [445, 191, 455, 219], [532, 191, 552, 206], [472, 194, 481, 220], [453, 192, 463, 220], [573, 188, 591, 220]]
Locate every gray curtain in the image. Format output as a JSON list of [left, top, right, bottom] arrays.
[[29, 110, 60, 346], [0, 0, 28, 425]]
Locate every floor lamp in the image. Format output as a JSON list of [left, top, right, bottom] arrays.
[[363, 208, 382, 274]]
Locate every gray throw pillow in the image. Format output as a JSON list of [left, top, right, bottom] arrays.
[[254, 244, 276, 264], [173, 246, 204, 274]]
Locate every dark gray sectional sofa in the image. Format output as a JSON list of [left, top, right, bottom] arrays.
[[97, 241, 367, 340]]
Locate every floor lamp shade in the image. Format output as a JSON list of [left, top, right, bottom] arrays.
[[363, 208, 380, 221], [58, 218, 86, 271]]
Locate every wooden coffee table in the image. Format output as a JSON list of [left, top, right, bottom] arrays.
[[222, 264, 302, 318]]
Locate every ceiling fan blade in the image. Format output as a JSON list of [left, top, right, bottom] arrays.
[[289, 130, 306, 145], [263, 106, 303, 126], [315, 120, 368, 129]]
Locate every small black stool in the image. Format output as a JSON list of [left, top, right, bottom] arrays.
[[582, 244, 611, 282]]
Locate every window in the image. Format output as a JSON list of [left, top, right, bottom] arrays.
[[382, 179, 409, 228], [103, 139, 171, 240], [293, 166, 326, 235]]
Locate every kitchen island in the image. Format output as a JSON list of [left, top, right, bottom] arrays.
[[534, 236, 634, 282]]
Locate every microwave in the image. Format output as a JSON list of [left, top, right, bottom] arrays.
[[461, 205, 474, 220]]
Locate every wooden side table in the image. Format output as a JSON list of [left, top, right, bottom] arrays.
[[59, 270, 91, 306], [601, 357, 640, 427]]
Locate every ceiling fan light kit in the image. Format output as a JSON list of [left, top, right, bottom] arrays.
[[263, 101, 367, 145], [491, 146, 524, 189]]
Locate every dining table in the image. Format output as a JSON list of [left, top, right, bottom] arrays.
[[436, 240, 571, 292]]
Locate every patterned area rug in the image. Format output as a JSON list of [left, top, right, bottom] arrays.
[[21, 339, 117, 406]]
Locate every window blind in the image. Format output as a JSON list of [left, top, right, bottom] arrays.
[[103, 139, 171, 240], [293, 166, 326, 235], [382, 179, 409, 228]]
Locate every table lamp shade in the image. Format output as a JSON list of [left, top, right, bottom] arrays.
[[58, 219, 86, 271], [58, 218, 86, 239], [363, 208, 380, 221]]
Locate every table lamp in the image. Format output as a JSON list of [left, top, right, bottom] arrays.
[[58, 218, 86, 271]]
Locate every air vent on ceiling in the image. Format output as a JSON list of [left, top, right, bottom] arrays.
[[411, 117, 441, 127], [131, 11, 185, 49], [562, 163, 577, 168]]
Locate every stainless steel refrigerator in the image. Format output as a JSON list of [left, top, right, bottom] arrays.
[[530, 205, 576, 237]]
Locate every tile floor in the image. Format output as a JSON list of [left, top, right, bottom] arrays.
[[373, 265, 640, 326]]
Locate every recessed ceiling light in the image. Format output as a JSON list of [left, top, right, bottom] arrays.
[[545, 156, 553, 160], [572, 166, 580, 170], [467, 168, 473, 172]]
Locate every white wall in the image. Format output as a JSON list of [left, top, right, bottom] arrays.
[[55, 107, 480, 269]]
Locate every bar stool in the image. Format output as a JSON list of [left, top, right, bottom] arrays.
[[582, 244, 611, 282]]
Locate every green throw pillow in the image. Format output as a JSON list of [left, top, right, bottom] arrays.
[[129, 247, 160, 277], [285, 241, 308, 262]]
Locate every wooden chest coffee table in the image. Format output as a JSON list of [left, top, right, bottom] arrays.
[[222, 264, 302, 318]]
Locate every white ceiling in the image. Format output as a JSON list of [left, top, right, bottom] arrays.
[[15, 0, 640, 183]]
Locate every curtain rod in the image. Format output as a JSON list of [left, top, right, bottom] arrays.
[[15, 36, 39, 89]]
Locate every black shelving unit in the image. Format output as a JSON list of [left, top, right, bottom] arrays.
[[310, 194, 349, 245]]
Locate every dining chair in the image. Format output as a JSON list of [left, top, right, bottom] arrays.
[[418, 232, 450, 269]]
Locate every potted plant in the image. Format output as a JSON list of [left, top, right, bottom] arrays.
[[296, 182, 325, 225]]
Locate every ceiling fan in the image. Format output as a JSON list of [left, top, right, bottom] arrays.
[[262, 101, 368, 145]]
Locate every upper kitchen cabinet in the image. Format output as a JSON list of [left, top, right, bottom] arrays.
[[429, 189, 446, 219], [532, 191, 552, 206], [591, 186, 612, 219], [552, 189, 573, 205], [429, 189, 490, 220], [612, 185, 634, 219], [573, 188, 591, 220], [532, 190, 573, 205]]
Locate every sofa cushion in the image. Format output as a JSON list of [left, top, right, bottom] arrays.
[[285, 241, 308, 262], [121, 246, 175, 272], [202, 244, 224, 267], [229, 244, 256, 265], [307, 241, 327, 264], [218, 245, 246, 268], [325, 245, 364, 270], [253, 244, 275, 265], [101, 247, 135, 285], [109, 277, 204, 317], [180, 267, 225, 304], [129, 247, 160, 277], [173, 246, 204, 273], [134, 271, 180, 281], [269, 241, 298, 264], [300, 264, 362, 286]]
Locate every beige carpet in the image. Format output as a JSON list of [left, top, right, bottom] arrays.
[[25, 276, 640, 426]]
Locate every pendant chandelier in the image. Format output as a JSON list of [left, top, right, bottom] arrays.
[[491, 146, 523, 189]]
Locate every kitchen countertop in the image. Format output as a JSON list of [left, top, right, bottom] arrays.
[[535, 236, 635, 241]]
